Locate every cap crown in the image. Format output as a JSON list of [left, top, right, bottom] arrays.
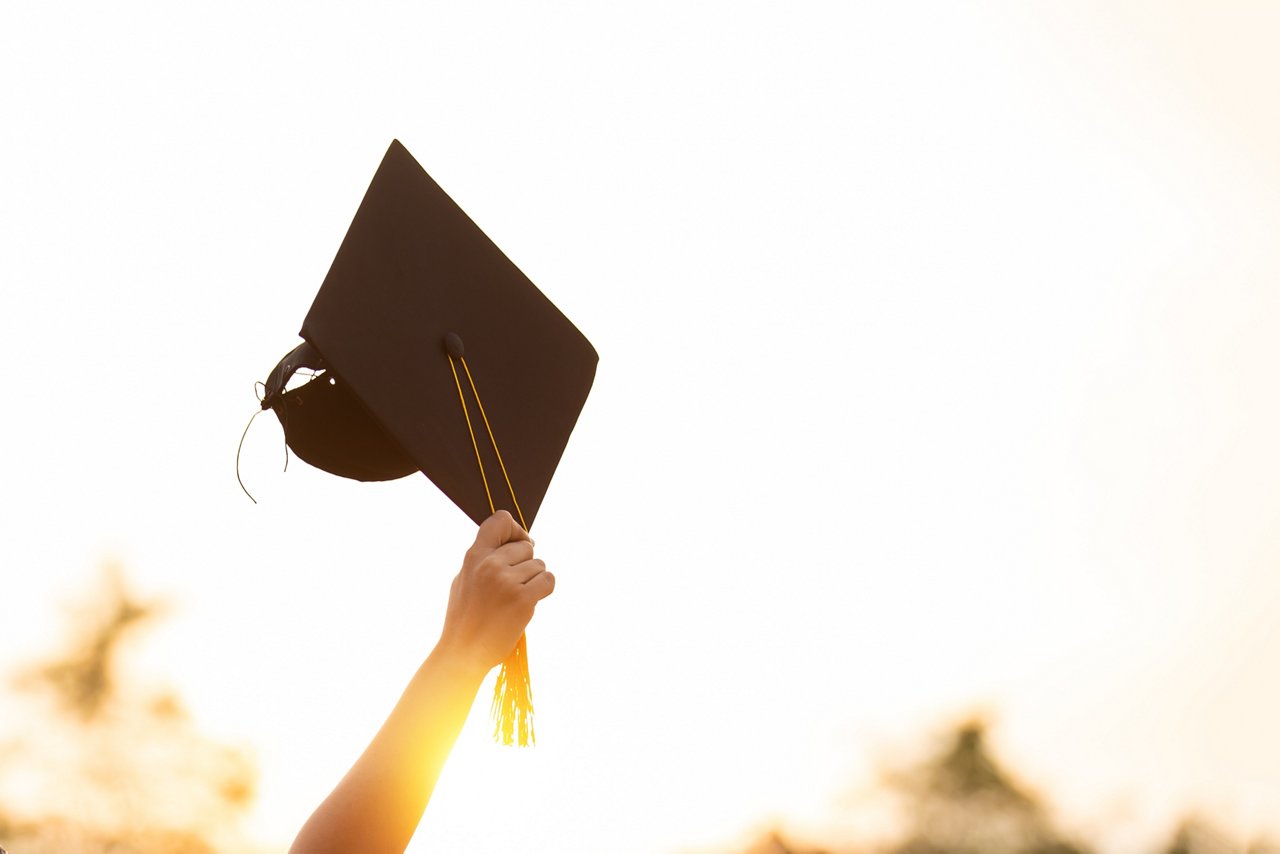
[[268, 140, 597, 528]]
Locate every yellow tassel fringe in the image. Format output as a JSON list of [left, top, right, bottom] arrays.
[[491, 632, 534, 746]]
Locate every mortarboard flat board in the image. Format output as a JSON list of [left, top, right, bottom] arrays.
[[260, 139, 597, 531]]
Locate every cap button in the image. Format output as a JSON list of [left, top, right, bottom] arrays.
[[444, 332, 465, 358]]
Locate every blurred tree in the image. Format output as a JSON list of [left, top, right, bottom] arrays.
[[0, 565, 260, 853], [20, 565, 152, 721], [882, 720, 1089, 854], [735, 719, 1090, 854], [733, 719, 1280, 854], [740, 830, 833, 854], [1162, 815, 1280, 854], [1162, 816, 1239, 854]]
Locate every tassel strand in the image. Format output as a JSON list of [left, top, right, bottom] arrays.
[[491, 633, 534, 746]]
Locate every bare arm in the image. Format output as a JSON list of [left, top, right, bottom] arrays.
[[289, 511, 555, 854]]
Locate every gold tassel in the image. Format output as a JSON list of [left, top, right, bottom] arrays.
[[491, 632, 534, 746], [446, 344, 537, 747]]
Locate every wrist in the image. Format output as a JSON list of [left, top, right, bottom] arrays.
[[429, 637, 494, 686]]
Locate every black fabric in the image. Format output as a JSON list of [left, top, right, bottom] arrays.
[[264, 343, 416, 482], [261, 140, 597, 527]]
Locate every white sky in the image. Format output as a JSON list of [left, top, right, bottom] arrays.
[[2, 2, 1279, 852]]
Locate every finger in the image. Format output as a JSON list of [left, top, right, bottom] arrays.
[[493, 539, 535, 566], [505, 557, 547, 585], [474, 510, 531, 551], [523, 568, 556, 601]]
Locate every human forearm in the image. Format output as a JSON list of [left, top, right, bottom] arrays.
[[288, 645, 488, 854], [288, 511, 554, 854]]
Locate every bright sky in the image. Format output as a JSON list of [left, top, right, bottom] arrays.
[[3, 2, 1279, 852]]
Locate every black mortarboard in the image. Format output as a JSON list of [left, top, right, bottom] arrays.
[[257, 140, 597, 746], [260, 139, 597, 532]]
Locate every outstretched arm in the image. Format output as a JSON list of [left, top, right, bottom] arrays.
[[289, 510, 555, 854]]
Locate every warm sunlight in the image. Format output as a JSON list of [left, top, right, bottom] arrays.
[[3, 3, 1280, 853]]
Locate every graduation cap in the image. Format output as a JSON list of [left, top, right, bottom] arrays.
[[258, 139, 597, 744]]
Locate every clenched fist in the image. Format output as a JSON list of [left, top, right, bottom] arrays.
[[437, 510, 555, 675]]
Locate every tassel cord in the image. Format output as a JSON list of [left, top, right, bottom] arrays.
[[447, 349, 537, 746]]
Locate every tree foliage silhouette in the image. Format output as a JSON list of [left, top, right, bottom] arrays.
[[883, 721, 1087, 854], [0, 566, 259, 853], [736, 719, 1280, 854]]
